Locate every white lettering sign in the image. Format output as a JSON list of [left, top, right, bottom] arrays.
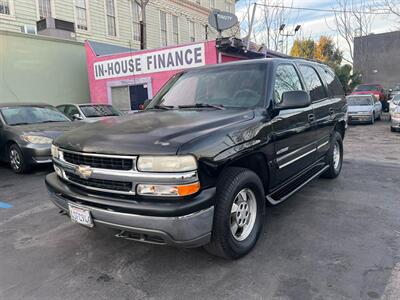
[[93, 43, 205, 80]]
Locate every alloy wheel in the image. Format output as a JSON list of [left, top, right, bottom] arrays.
[[230, 188, 257, 241]]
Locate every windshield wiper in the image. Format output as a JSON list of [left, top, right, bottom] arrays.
[[152, 105, 174, 110], [178, 103, 225, 110], [10, 122, 32, 126], [39, 120, 63, 123]]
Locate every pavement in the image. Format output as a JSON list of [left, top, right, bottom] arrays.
[[0, 116, 400, 300]]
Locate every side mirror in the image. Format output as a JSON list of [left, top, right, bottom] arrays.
[[276, 90, 311, 110], [71, 113, 83, 121]]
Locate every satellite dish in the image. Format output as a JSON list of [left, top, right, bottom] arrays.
[[208, 9, 238, 32]]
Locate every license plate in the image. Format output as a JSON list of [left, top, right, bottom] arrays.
[[68, 203, 94, 227]]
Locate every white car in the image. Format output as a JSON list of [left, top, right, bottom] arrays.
[[57, 103, 123, 123], [389, 94, 400, 113], [346, 94, 382, 124]]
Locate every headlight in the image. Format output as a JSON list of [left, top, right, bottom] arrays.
[[22, 135, 53, 144], [51, 144, 60, 159], [136, 182, 200, 197], [137, 155, 197, 172]]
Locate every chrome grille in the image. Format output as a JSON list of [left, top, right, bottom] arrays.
[[65, 172, 133, 193], [63, 151, 134, 171]]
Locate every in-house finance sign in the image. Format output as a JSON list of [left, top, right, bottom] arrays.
[[94, 43, 205, 80]]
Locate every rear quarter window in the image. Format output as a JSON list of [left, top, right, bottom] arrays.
[[320, 66, 344, 97]]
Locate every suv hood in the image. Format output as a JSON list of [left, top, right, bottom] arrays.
[[12, 121, 83, 139], [55, 109, 255, 155]]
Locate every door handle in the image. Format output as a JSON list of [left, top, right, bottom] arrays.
[[329, 108, 335, 115], [308, 114, 315, 122]]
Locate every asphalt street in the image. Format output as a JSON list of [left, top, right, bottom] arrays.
[[0, 116, 399, 300]]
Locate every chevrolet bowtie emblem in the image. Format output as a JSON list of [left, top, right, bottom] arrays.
[[76, 165, 93, 179]]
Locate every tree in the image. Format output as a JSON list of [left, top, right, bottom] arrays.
[[331, 0, 374, 63], [315, 36, 343, 68], [334, 64, 362, 93], [290, 38, 315, 59]]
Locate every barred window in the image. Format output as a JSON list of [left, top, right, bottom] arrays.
[[172, 15, 179, 45], [189, 20, 195, 42], [160, 11, 167, 46], [106, 0, 116, 36], [0, 0, 10, 15], [131, 0, 141, 41], [38, 0, 52, 19], [75, 0, 88, 30]]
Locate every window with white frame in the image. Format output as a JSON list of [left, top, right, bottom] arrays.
[[160, 11, 167, 46], [38, 0, 52, 19], [106, 0, 117, 36], [225, 0, 234, 13], [209, 0, 215, 9], [131, 0, 142, 41], [172, 15, 179, 45], [0, 0, 11, 15], [75, 0, 88, 30], [189, 20, 195, 42]]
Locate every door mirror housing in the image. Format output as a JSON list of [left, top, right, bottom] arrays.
[[276, 90, 311, 110], [71, 113, 83, 121]]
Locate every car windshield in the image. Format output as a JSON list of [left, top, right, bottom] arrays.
[[0, 106, 70, 126], [149, 64, 266, 109], [80, 105, 122, 117], [347, 97, 373, 106], [392, 95, 400, 104], [355, 85, 380, 92]]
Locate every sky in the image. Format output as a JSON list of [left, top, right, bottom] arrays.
[[235, 0, 400, 61]]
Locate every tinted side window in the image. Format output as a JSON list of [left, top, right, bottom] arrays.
[[65, 105, 79, 117], [299, 65, 328, 101], [57, 106, 66, 113], [319, 66, 344, 96], [274, 64, 303, 104]]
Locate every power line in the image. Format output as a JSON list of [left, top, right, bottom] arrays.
[[253, 2, 389, 15]]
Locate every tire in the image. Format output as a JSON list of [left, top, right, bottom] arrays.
[[8, 144, 29, 174], [321, 132, 343, 179], [377, 113, 381, 121], [391, 127, 395, 132], [204, 167, 265, 259], [370, 113, 375, 124]]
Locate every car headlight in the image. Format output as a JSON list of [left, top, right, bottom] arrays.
[[51, 144, 60, 159], [137, 155, 197, 172], [23, 135, 53, 144]]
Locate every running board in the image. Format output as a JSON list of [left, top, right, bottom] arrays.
[[266, 165, 329, 205]]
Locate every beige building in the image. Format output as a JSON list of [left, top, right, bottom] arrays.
[[0, 0, 237, 49]]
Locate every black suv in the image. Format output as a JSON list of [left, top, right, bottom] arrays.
[[46, 58, 346, 259]]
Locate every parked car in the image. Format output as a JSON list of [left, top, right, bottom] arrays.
[[57, 103, 123, 122], [46, 58, 346, 259], [389, 84, 400, 99], [351, 83, 388, 111], [390, 104, 400, 132], [389, 94, 400, 113], [0, 103, 82, 173], [346, 94, 382, 124]]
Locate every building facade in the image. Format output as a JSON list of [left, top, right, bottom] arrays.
[[0, 0, 237, 49], [354, 30, 400, 89]]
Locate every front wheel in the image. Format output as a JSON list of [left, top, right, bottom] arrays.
[[321, 132, 343, 179], [9, 144, 29, 174], [371, 113, 375, 124], [204, 167, 265, 259]]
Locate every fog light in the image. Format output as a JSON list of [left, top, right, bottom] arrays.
[[137, 182, 200, 197]]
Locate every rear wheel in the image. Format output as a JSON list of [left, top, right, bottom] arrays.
[[321, 132, 343, 179], [9, 144, 29, 174], [204, 167, 265, 259]]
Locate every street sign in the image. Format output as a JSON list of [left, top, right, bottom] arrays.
[[208, 9, 238, 32]]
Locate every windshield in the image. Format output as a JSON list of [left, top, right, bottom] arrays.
[[347, 97, 373, 106], [355, 85, 380, 92], [1, 106, 70, 126], [80, 105, 122, 117], [392, 95, 400, 105], [149, 64, 266, 109]]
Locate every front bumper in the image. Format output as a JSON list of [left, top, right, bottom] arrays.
[[22, 144, 52, 164], [391, 117, 400, 131], [348, 114, 373, 123], [46, 173, 215, 247]]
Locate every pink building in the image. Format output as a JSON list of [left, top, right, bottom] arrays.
[[85, 39, 278, 111]]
